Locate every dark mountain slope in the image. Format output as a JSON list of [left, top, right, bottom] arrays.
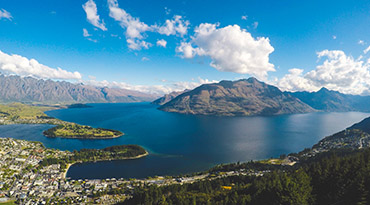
[[288, 88, 370, 112], [152, 90, 190, 105]]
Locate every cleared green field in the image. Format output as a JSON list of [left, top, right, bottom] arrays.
[[0, 200, 16, 205], [0, 102, 52, 120]]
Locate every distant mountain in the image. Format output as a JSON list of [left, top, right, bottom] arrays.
[[152, 90, 189, 105], [288, 88, 370, 112], [0, 75, 155, 104], [158, 78, 315, 116]]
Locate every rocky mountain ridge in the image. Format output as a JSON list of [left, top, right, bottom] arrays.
[[0, 75, 155, 104]]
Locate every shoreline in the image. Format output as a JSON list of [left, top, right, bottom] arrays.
[[62, 163, 72, 179], [62, 151, 149, 179]]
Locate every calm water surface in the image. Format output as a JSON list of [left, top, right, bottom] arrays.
[[0, 103, 368, 179]]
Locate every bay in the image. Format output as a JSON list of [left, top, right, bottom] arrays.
[[0, 103, 368, 179]]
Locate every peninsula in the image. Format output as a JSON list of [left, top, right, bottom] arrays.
[[0, 103, 124, 139]]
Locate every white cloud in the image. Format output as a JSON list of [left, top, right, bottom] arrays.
[[0, 50, 82, 80], [359, 40, 365, 45], [108, 0, 152, 50], [107, 1, 149, 38], [82, 0, 107, 31], [87, 38, 97, 43], [0, 9, 12, 20], [83, 28, 91, 37], [176, 23, 275, 79], [253, 21, 258, 29], [141, 57, 150, 61], [82, 29, 97, 42], [364, 46, 370, 54], [156, 39, 167, 48], [241, 15, 247, 20], [277, 50, 370, 95], [164, 7, 171, 15], [155, 15, 189, 37], [277, 68, 320, 92], [108, 1, 191, 50], [332, 35, 337, 40], [126, 39, 151, 50], [85, 77, 218, 95]]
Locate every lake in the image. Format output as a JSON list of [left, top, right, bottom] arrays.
[[0, 103, 369, 179]]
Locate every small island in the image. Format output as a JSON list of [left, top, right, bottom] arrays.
[[67, 103, 92, 109], [43, 124, 123, 139]]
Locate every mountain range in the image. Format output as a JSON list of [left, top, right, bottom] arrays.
[[2, 74, 370, 115], [0, 75, 156, 104], [287, 88, 370, 112], [156, 78, 370, 116]]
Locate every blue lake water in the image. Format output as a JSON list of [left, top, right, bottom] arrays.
[[0, 103, 369, 179]]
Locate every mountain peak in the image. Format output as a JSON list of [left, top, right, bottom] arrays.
[[158, 78, 314, 116], [318, 87, 329, 92], [246, 77, 259, 82]]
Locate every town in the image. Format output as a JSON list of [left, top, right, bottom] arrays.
[[0, 137, 277, 204]]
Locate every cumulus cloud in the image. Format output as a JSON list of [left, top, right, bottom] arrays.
[[83, 0, 107, 31], [277, 50, 370, 95], [176, 23, 275, 79], [85, 77, 218, 95], [277, 68, 320, 92], [156, 39, 167, 48], [0, 50, 82, 80], [332, 35, 337, 40], [359, 40, 365, 45], [241, 15, 247, 20], [253, 21, 258, 29], [0, 9, 12, 20], [155, 15, 189, 36]]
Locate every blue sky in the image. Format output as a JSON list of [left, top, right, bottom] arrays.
[[1, 0, 370, 94]]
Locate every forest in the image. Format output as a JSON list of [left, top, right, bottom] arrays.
[[122, 148, 370, 205], [39, 144, 147, 170]]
